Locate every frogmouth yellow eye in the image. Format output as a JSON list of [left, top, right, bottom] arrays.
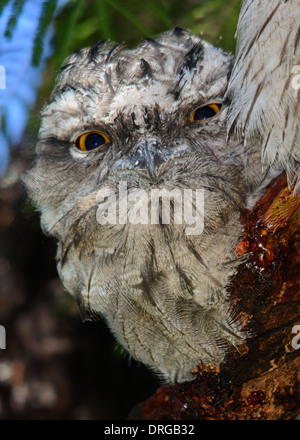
[[190, 103, 222, 122], [76, 131, 110, 151]]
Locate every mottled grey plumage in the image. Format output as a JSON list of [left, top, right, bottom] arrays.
[[227, 0, 300, 193], [24, 2, 299, 382]]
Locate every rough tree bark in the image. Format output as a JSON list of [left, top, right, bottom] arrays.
[[129, 174, 300, 420]]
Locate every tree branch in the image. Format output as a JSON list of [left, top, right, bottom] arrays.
[[129, 174, 300, 420]]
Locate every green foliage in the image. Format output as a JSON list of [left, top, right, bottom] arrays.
[[4, 0, 25, 38], [4, 0, 242, 136], [3, 0, 242, 84], [54, 0, 87, 68], [47, 0, 241, 86], [0, 0, 11, 16], [186, 0, 241, 53], [32, 0, 58, 66], [4, 0, 242, 71]]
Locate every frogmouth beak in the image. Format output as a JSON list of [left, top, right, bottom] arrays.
[[134, 138, 165, 180], [114, 137, 175, 182]]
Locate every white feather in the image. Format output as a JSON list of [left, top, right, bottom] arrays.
[[227, 0, 300, 193]]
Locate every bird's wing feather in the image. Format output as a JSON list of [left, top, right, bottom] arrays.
[[226, 0, 300, 192]]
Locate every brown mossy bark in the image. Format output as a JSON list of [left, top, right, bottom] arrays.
[[129, 174, 300, 420]]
